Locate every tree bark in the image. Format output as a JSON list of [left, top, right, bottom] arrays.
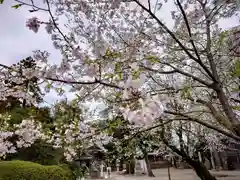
[[124, 159, 135, 174], [216, 88, 240, 135], [144, 155, 155, 177], [162, 139, 216, 180], [168, 162, 172, 180], [188, 159, 217, 180]]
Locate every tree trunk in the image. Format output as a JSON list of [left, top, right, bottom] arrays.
[[124, 159, 135, 174], [213, 151, 222, 170], [162, 139, 216, 180], [144, 155, 155, 177], [210, 148, 216, 170], [216, 88, 240, 135], [187, 159, 216, 180], [168, 162, 171, 180]]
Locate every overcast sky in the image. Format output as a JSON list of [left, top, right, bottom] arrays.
[[0, 1, 72, 106], [0, 0, 238, 108]]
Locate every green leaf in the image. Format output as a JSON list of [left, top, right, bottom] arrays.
[[146, 55, 160, 63], [104, 47, 121, 58], [114, 62, 123, 80], [115, 91, 122, 98], [186, 87, 191, 99], [0, 0, 4, 4], [45, 83, 52, 89], [12, 4, 22, 9], [232, 59, 240, 77], [103, 73, 114, 79], [181, 86, 191, 99], [232, 87, 240, 93], [218, 31, 228, 44], [232, 106, 240, 111], [55, 87, 65, 95], [118, 71, 123, 80], [105, 47, 111, 56], [132, 70, 141, 79], [114, 62, 121, 73], [112, 52, 122, 58]]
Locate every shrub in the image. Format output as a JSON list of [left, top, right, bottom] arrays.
[[59, 163, 77, 179], [6, 140, 64, 165], [0, 160, 73, 180]]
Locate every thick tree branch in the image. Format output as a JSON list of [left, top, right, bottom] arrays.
[[175, 0, 208, 76], [141, 65, 177, 74], [125, 119, 178, 143], [164, 110, 240, 141], [0, 63, 123, 90], [230, 97, 240, 104], [200, 2, 240, 129], [133, 0, 215, 81], [46, 77, 123, 90], [142, 64, 212, 87], [188, 97, 233, 130], [0, 63, 11, 70]]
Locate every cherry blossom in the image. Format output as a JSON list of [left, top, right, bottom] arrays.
[[1, 1, 240, 178], [14, 119, 45, 148], [26, 17, 41, 33], [0, 132, 16, 158], [0, 117, 44, 158], [45, 20, 55, 34]]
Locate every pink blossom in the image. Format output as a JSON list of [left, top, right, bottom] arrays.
[[26, 17, 40, 33]]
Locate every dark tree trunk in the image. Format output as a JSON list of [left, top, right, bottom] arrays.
[[162, 139, 216, 180], [168, 162, 171, 180], [187, 159, 216, 180], [119, 159, 124, 171], [172, 156, 177, 168], [124, 159, 135, 174], [124, 163, 130, 174], [144, 155, 155, 177]]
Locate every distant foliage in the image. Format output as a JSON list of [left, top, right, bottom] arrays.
[[5, 140, 64, 166]]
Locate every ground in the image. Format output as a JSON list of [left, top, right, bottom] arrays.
[[99, 168, 240, 180]]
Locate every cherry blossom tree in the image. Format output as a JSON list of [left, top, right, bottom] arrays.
[[0, 116, 45, 159], [100, 115, 165, 176], [46, 100, 110, 163], [1, 0, 240, 179]]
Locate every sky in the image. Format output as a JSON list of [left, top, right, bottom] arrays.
[[0, 0, 238, 109], [0, 1, 66, 105]]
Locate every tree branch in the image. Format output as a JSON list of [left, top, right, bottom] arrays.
[[188, 96, 233, 130], [141, 65, 177, 74], [175, 0, 211, 79], [147, 0, 151, 10], [133, 0, 215, 81], [45, 0, 71, 47], [15, 0, 48, 11], [164, 110, 240, 141], [125, 119, 178, 143], [0, 63, 123, 90], [46, 77, 123, 90], [141, 64, 212, 87], [230, 97, 240, 104]]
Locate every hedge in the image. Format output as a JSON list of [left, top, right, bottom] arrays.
[[0, 160, 74, 180]]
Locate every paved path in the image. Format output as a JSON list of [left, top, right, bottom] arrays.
[[97, 168, 240, 180]]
